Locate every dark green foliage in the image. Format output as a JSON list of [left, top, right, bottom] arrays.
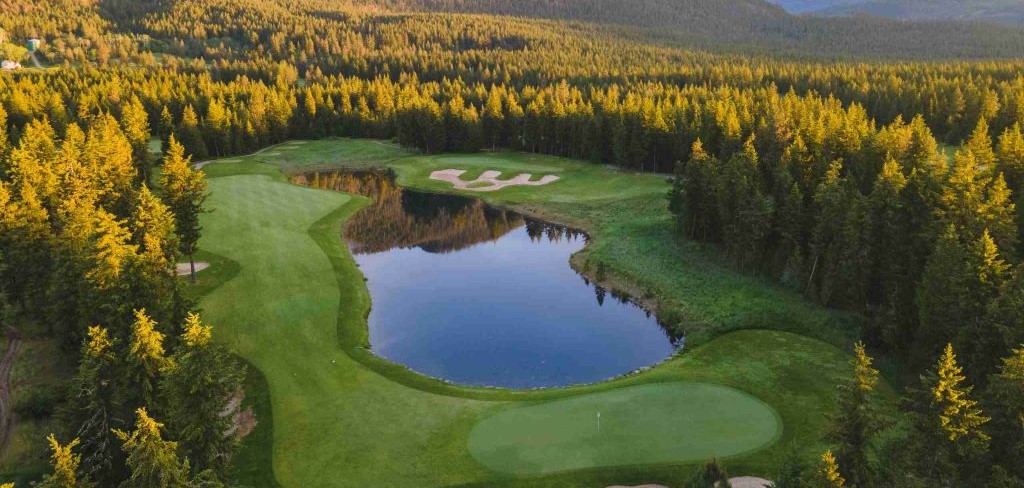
[[685, 459, 732, 488], [770, 450, 805, 488]]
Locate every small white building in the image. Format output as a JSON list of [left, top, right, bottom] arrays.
[[1, 60, 21, 71]]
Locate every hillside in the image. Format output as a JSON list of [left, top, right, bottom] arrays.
[[770, 0, 1024, 26], [357, 0, 1024, 59]]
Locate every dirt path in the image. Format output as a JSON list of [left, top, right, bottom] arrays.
[[29, 52, 43, 69], [0, 329, 22, 456]]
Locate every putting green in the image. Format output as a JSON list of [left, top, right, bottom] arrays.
[[468, 383, 781, 475]]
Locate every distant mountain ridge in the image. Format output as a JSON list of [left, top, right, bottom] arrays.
[[769, 0, 1024, 26]]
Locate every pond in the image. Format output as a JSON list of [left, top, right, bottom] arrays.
[[295, 170, 681, 388]]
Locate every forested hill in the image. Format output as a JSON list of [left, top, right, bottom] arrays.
[[769, 0, 1024, 26], [367, 0, 788, 31], [356, 0, 1024, 59]]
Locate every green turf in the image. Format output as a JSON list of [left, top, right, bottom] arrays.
[[187, 139, 891, 488], [469, 383, 781, 475]]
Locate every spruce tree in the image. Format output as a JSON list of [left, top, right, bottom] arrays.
[[174, 105, 207, 161], [126, 309, 168, 407], [903, 344, 990, 486], [986, 345, 1024, 479], [34, 435, 93, 488], [66, 326, 123, 485], [803, 450, 845, 488], [827, 342, 885, 487], [159, 313, 244, 478], [159, 137, 207, 283], [114, 408, 191, 488], [916, 225, 971, 362], [120, 96, 151, 182]]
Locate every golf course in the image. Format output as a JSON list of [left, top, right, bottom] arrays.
[[189, 139, 874, 487]]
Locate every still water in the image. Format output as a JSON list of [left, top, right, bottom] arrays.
[[296, 170, 680, 388]]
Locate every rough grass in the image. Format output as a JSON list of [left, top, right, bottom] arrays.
[[188, 139, 886, 488], [0, 338, 72, 486]]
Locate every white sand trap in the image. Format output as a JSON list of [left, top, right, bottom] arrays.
[[728, 477, 772, 488], [430, 169, 559, 192], [176, 262, 210, 276], [605, 485, 668, 488], [604, 477, 769, 488]]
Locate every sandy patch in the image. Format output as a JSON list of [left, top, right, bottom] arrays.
[[430, 169, 559, 192], [222, 390, 257, 440], [176, 262, 210, 276], [605, 485, 668, 488], [728, 477, 772, 488], [262, 151, 282, 156], [603, 477, 769, 488]]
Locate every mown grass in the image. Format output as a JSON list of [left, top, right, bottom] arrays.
[[188, 138, 883, 487]]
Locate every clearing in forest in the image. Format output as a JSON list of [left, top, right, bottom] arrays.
[[191, 138, 869, 488]]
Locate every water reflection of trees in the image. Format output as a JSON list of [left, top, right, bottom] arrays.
[[294, 170, 528, 254], [294, 169, 682, 348]]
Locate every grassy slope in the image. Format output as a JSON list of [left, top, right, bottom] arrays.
[[192, 139, 881, 487]]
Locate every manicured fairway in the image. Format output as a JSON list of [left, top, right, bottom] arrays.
[[469, 383, 781, 474], [189, 140, 880, 487]]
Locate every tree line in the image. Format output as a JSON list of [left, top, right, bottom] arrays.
[[0, 98, 244, 486]]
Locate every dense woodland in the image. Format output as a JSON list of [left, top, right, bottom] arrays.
[[1, 0, 1024, 487]]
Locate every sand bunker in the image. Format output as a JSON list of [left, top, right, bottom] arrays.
[[176, 262, 210, 276], [727, 477, 771, 488], [604, 477, 769, 488], [605, 485, 668, 488], [429, 169, 559, 192]]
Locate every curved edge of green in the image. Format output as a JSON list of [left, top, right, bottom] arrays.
[[466, 382, 783, 476]]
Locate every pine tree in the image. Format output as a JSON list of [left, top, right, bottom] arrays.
[[132, 186, 177, 277], [174, 105, 207, 161], [996, 123, 1024, 193], [956, 232, 1011, 380], [34, 435, 93, 488], [965, 118, 996, 172], [827, 342, 885, 487], [804, 450, 845, 488], [66, 326, 123, 485], [159, 313, 244, 478], [903, 344, 990, 485], [120, 96, 151, 182], [916, 225, 971, 362], [934, 344, 989, 443], [114, 408, 191, 488], [86, 209, 137, 290], [158, 106, 174, 153], [986, 345, 1024, 479], [159, 137, 206, 283], [127, 309, 168, 407]]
